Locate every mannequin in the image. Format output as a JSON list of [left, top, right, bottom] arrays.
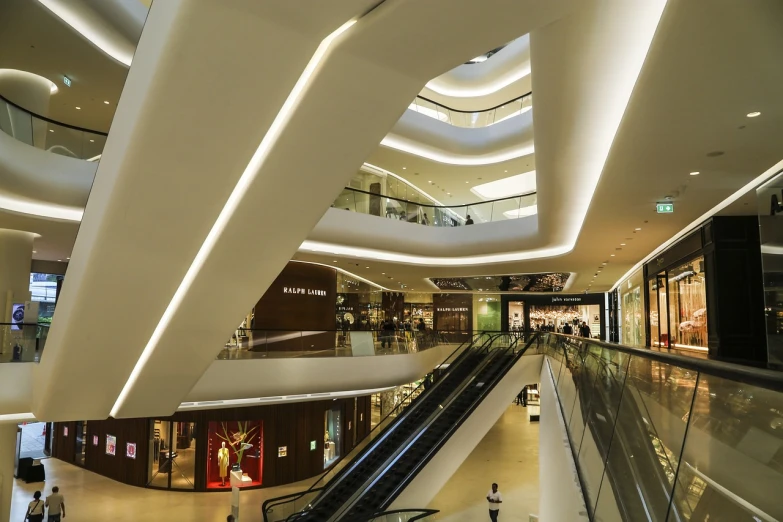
[[217, 442, 230, 486]]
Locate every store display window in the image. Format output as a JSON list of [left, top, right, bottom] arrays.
[[324, 409, 342, 468], [206, 421, 262, 489], [668, 257, 707, 350], [507, 301, 524, 331], [621, 270, 645, 347], [529, 305, 600, 336], [148, 421, 198, 490]]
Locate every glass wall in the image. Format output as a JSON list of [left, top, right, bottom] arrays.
[[620, 269, 646, 347], [757, 171, 783, 366], [324, 409, 342, 468], [475, 294, 501, 331], [206, 421, 262, 489], [668, 256, 708, 349], [148, 421, 198, 490]]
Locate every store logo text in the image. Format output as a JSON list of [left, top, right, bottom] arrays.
[[283, 287, 326, 296]]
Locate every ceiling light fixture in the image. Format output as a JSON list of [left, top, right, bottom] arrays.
[[690, 171, 700, 176], [610, 254, 615, 257], [635, 228, 642, 231], [747, 111, 761, 118], [75, 106, 81, 110], [89, 139, 95, 143], [49, 129, 54, 133], [620, 243, 626, 246], [104, 101, 110, 105], [110, 18, 359, 418]]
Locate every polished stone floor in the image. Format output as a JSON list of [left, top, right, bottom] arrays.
[[428, 403, 540, 521], [9, 403, 538, 522]]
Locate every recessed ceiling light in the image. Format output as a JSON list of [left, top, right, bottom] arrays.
[[75, 106, 81, 110], [49, 129, 54, 133], [610, 254, 615, 257], [447, 193, 451, 195], [634, 228, 642, 231], [365, 266, 369, 269], [57, 259, 62, 262], [381, 272, 385, 275], [66, 257, 70, 259], [465, 181, 469, 184], [402, 167, 406, 170], [747, 111, 761, 118], [504, 170, 508, 173], [32, 250, 37, 254], [332, 260, 337, 263], [690, 171, 700, 176], [104, 101, 110, 105], [620, 243, 626, 246], [89, 139, 95, 143]]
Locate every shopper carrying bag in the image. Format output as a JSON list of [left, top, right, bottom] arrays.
[[25, 491, 45, 522]]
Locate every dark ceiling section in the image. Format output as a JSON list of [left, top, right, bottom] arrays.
[[429, 273, 570, 292]]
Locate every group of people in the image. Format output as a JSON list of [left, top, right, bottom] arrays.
[[24, 487, 65, 522], [536, 320, 592, 338], [379, 318, 428, 349], [384, 204, 476, 227]]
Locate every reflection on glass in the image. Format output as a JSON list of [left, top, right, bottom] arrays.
[[324, 409, 342, 468], [668, 257, 707, 350], [621, 270, 645, 347], [149, 421, 198, 490]]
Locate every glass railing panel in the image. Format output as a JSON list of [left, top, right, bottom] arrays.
[[465, 201, 495, 224], [264, 488, 324, 522], [363, 510, 438, 522], [334, 188, 358, 212], [576, 344, 632, 515], [33, 119, 86, 159], [670, 374, 783, 521], [0, 99, 33, 145], [0, 324, 47, 363], [490, 196, 522, 222], [409, 94, 532, 128], [555, 342, 582, 426], [593, 355, 696, 521]]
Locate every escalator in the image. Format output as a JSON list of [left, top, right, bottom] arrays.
[[264, 332, 537, 522]]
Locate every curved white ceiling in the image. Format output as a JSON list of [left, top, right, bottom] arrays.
[[36, 0, 145, 66], [0, 69, 58, 95], [425, 35, 531, 98]]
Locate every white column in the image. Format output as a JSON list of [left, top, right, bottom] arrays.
[[0, 229, 34, 357], [0, 423, 18, 522]]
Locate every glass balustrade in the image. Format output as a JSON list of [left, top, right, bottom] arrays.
[[217, 329, 476, 360], [0, 323, 49, 363], [408, 93, 532, 128], [542, 333, 783, 522], [333, 187, 536, 227], [0, 94, 107, 160]]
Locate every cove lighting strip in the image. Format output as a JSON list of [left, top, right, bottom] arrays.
[[292, 260, 390, 291], [178, 386, 395, 411], [0, 412, 36, 423], [611, 158, 783, 291], [380, 133, 534, 166], [36, 0, 134, 66], [110, 19, 358, 418], [300, 239, 570, 267], [0, 193, 83, 222], [425, 63, 531, 98]]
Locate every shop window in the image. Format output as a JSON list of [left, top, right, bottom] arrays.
[[148, 421, 197, 490], [621, 273, 645, 347], [668, 257, 708, 350], [529, 305, 600, 336], [206, 421, 263, 489], [324, 409, 342, 468], [507, 301, 524, 331]]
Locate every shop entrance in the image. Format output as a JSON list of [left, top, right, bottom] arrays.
[[507, 301, 525, 331], [529, 304, 601, 337]]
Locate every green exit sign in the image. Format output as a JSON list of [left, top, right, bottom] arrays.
[[656, 203, 674, 213]]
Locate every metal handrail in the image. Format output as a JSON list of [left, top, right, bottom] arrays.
[[416, 91, 531, 114], [0, 93, 108, 136], [340, 186, 535, 210], [548, 333, 783, 392], [361, 509, 440, 521]]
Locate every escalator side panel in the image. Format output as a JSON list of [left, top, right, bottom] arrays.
[[389, 353, 544, 510]]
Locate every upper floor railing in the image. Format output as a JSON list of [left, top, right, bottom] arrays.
[[408, 92, 532, 128], [334, 186, 536, 226], [541, 332, 783, 522], [0, 94, 107, 160], [0, 323, 49, 363]]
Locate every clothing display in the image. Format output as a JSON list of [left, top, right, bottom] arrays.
[[218, 446, 230, 482]]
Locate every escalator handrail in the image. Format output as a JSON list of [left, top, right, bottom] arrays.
[[306, 334, 501, 520], [361, 508, 440, 521], [261, 332, 492, 519], [330, 334, 531, 520], [548, 333, 783, 393], [365, 334, 534, 513]]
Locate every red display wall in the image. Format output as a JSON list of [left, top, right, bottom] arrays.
[[206, 420, 263, 489]]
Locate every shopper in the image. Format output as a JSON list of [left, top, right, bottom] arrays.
[[45, 486, 65, 521], [580, 321, 591, 338], [381, 319, 396, 349], [25, 491, 45, 522], [486, 483, 503, 521], [422, 213, 430, 226], [227, 515, 235, 522], [465, 215, 474, 225], [563, 323, 573, 335]]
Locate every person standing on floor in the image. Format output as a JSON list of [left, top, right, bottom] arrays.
[[486, 483, 503, 521], [580, 321, 591, 338], [25, 491, 45, 522], [45, 486, 66, 521], [563, 322, 573, 335], [465, 214, 474, 225]]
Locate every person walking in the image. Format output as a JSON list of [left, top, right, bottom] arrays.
[[25, 491, 45, 522], [579, 321, 591, 338], [45, 486, 65, 521], [465, 214, 474, 225], [486, 483, 503, 521], [563, 322, 573, 335]]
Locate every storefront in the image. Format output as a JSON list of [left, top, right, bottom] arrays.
[[433, 293, 473, 343], [642, 216, 766, 363], [51, 397, 371, 492], [616, 268, 646, 347], [501, 294, 606, 339]]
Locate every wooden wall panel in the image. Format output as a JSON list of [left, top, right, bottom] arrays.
[[51, 422, 76, 463], [84, 418, 149, 487]]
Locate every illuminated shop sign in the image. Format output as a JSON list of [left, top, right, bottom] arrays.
[[283, 287, 327, 296], [437, 307, 469, 312], [551, 297, 583, 303]]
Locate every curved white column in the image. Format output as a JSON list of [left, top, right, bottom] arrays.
[[0, 229, 34, 325], [0, 423, 18, 522]]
